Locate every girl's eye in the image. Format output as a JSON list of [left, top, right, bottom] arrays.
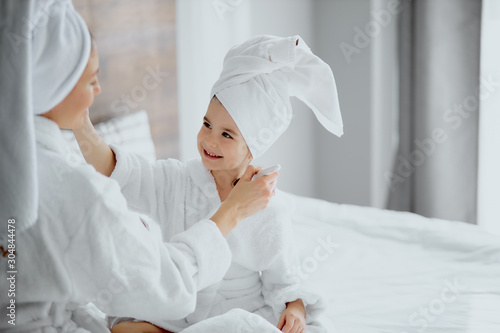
[[203, 122, 211, 129], [222, 132, 232, 139], [91, 81, 97, 86]]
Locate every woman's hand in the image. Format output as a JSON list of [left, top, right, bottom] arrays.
[[277, 299, 306, 333], [73, 112, 117, 177], [210, 165, 278, 236]]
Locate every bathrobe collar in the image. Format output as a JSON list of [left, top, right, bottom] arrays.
[[34, 116, 73, 156], [186, 159, 221, 206]]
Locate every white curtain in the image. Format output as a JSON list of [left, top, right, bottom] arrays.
[[176, 0, 252, 161], [387, 0, 482, 224], [477, 0, 500, 235]]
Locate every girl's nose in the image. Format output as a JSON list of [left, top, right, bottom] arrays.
[[205, 134, 218, 148]]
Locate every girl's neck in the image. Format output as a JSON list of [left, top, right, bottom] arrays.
[[211, 167, 247, 201]]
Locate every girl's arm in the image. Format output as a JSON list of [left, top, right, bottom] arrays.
[[73, 114, 116, 177], [259, 197, 325, 331]]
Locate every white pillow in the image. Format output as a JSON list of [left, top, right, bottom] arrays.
[[62, 110, 156, 163]]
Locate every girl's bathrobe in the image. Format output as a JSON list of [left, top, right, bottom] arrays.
[[109, 145, 326, 332], [0, 117, 233, 332]]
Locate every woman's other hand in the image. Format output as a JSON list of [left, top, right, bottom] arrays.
[[210, 165, 278, 236]]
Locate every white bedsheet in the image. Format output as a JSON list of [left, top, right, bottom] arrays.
[[288, 193, 500, 333]]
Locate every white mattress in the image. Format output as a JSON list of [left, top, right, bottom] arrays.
[[288, 193, 500, 333]]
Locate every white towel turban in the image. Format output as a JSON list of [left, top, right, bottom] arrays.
[[210, 35, 343, 159], [33, 0, 91, 114], [0, 0, 90, 231]]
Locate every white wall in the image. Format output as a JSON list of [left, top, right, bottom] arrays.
[[176, 0, 396, 205], [477, 0, 500, 235], [313, 0, 397, 206]]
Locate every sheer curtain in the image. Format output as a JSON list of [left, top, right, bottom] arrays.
[[387, 0, 482, 224]]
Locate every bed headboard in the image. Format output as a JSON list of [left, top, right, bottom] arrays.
[[73, 0, 178, 159]]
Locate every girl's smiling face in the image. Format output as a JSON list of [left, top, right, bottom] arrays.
[[197, 97, 252, 173]]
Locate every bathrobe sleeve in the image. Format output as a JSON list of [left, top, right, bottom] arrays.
[[108, 144, 183, 223], [260, 195, 326, 324], [62, 166, 231, 322]]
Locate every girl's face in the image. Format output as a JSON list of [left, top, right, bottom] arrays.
[[42, 48, 101, 130], [197, 97, 252, 172]]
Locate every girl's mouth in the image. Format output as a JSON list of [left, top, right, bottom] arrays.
[[203, 148, 223, 160]]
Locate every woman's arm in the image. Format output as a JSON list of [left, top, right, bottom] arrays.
[[74, 114, 169, 221], [73, 114, 116, 177]]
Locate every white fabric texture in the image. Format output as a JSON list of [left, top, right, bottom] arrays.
[[210, 35, 343, 158], [109, 148, 325, 332], [0, 0, 90, 233], [181, 308, 281, 333], [287, 193, 500, 332], [0, 116, 232, 332]]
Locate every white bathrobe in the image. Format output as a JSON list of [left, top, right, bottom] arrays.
[[110, 146, 326, 332], [0, 116, 233, 332]]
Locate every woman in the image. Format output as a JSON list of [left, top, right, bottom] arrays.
[[0, 1, 277, 332]]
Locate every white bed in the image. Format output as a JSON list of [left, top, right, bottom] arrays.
[[64, 111, 500, 332], [289, 193, 500, 333]]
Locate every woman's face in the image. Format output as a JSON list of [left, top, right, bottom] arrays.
[[197, 97, 252, 172], [42, 48, 101, 129]]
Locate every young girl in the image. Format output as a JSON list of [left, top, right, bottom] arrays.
[[75, 35, 343, 333], [0, 2, 278, 332]]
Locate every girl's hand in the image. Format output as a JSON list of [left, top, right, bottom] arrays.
[[277, 299, 306, 333]]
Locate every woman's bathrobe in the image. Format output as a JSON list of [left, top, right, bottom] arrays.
[[0, 116, 233, 332], [110, 146, 326, 332]]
